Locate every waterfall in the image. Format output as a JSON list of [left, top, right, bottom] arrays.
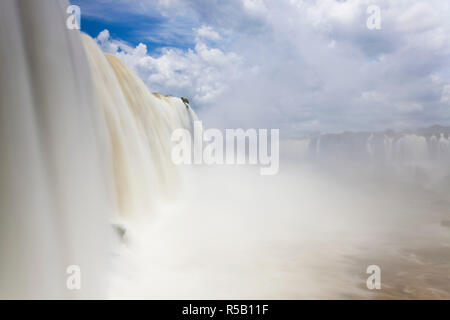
[[303, 131, 450, 165], [82, 34, 198, 217], [0, 0, 197, 298], [394, 134, 429, 165], [290, 129, 450, 187], [383, 135, 394, 163], [438, 133, 449, 160]]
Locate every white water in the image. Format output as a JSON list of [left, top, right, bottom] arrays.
[[0, 0, 197, 298], [106, 161, 449, 299], [0, 0, 448, 299], [0, 0, 113, 299], [82, 34, 197, 218], [295, 132, 450, 165]]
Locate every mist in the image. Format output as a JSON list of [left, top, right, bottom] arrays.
[[107, 138, 450, 299]]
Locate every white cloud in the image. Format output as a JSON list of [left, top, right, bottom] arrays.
[[195, 25, 221, 41], [89, 0, 450, 135], [441, 84, 450, 104], [96, 29, 134, 54], [95, 27, 243, 105], [242, 0, 268, 16], [395, 102, 423, 114], [396, 2, 440, 33]]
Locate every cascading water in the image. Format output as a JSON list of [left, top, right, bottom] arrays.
[[1, 0, 449, 300], [0, 0, 197, 298], [290, 130, 450, 179], [82, 34, 197, 218], [0, 0, 114, 299]]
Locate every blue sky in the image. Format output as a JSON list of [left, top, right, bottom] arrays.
[[77, 13, 173, 51], [69, 0, 450, 136], [71, 0, 197, 52]]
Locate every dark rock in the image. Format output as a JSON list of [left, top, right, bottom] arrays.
[[181, 97, 190, 108], [112, 223, 127, 240]]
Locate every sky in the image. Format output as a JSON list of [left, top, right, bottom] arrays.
[[71, 0, 450, 136]]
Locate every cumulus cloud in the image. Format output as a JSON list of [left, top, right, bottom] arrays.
[[96, 27, 243, 105], [195, 26, 221, 41], [88, 0, 450, 135]]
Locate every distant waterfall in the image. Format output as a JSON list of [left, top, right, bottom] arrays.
[[0, 0, 197, 298], [287, 129, 450, 182], [394, 134, 429, 165]]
